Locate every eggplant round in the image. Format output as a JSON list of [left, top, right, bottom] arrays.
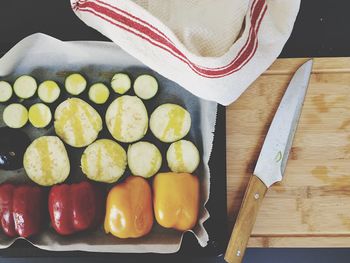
[[0, 127, 31, 170]]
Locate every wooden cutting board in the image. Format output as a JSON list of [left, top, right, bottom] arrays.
[[226, 57, 350, 247]]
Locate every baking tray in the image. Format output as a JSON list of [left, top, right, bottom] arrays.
[[0, 52, 227, 258], [0, 106, 226, 258]]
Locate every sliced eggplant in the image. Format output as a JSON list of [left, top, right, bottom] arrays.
[[105, 95, 148, 143], [166, 140, 200, 173], [3, 103, 28, 128], [111, 73, 131, 94], [13, 75, 37, 99], [0, 127, 31, 170], [38, 80, 60, 103], [23, 136, 70, 186], [134, 74, 158, 100], [88, 83, 110, 104], [65, 73, 87, 95], [0, 81, 13, 102], [28, 103, 52, 128], [81, 139, 127, 183], [128, 141, 162, 178], [54, 98, 102, 147], [150, 103, 191, 143]]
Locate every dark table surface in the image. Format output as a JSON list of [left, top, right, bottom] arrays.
[[1, 1, 350, 263]]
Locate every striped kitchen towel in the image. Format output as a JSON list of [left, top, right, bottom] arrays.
[[71, 0, 300, 105]]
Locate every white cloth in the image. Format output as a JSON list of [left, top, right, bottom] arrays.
[[71, 0, 300, 105]]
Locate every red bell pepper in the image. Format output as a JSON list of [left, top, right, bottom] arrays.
[[48, 181, 104, 235], [0, 184, 45, 238]]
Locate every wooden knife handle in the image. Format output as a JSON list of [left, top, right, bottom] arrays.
[[224, 175, 268, 263]]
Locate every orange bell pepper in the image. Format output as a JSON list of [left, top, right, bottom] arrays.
[[153, 172, 200, 231], [104, 176, 153, 238]]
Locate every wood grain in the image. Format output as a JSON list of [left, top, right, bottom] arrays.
[[225, 176, 267, 263], [226, 57, 350, 247]]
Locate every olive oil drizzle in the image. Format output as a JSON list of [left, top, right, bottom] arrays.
[[113, 98, 123, 140], [103, 140, 126, 169], [161, 106, 186, 141], [55, 99, 84, 146], [30, 105, 45, 126], [95, 146, 102, 179], [174, 141, 186, 172], [45, 81, 57, 100], [35, 138, 53, 184], [148, 150, 159, 176], [80, 102, 101, 131]]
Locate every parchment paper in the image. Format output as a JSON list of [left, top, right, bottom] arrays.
[[0, 33, 218, 253]]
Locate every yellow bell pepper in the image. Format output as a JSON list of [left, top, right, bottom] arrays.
[[104, 176, 153, 238], [153, 172, 199, 231]]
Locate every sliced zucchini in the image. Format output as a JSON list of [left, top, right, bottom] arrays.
[[166, 140, 200, 173], [111, 73, 131, 94], [134, 74, 158, 100], [38, 80, 60, 103], [23, 136, 70, 186], [29, 103, 52, 128], [13, 75, 37, 99], [0, 81, 13, 102], [81, 139, 127, 183], [65, 73, 87, 95], [54, 98, 102, 147], [128, 141, 162, 178], [88, 83, 110, 104], [3, 103, 28, 128], [105, 95, 148, 143], [150, 104, 191, 143]]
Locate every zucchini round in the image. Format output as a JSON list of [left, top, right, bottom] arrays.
[[128, 141, 162, 178], [105, 95, 148, 143], [3, 103, 28, 128], [150, 104, 191, 143], [166, 140, 200, 173], [88, 83, 110, 104], [54, 98, 102, 147], [23, 136, 70, 186], [134, 74, 158, 100], [81, 139, 127, 183], [65, 73, 87, 95], [38, 80, 60, 103], [0, 81, 13, 102], [13, 75, 37, 99], [28, 103, 52, 128], [111, 73, 131, 94]]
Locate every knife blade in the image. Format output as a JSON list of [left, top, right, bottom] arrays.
[[224, 59, 313, 263]]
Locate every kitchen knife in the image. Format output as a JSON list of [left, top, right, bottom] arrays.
[[224, 60, 313, 263]]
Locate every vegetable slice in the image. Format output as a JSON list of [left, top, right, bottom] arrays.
[[13, 75, 37, 99], [150, 103, 191, 142], [0, 81, 13, 102], [88, 83, 110, 104], [23, 136, 70, 186], [81, 139, 127, 183], [3, 104, 28, 128], [65, 73, 87, 95], [28, 103, 52, 128], [38, 80, 60, 103], [105, 95, 148, 143], [166, 140, 200, 173], [54, 98, 102, 147], [128, 141, 162, 178], [134, 74, 158, 100], [111, 73, 131, 94]]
